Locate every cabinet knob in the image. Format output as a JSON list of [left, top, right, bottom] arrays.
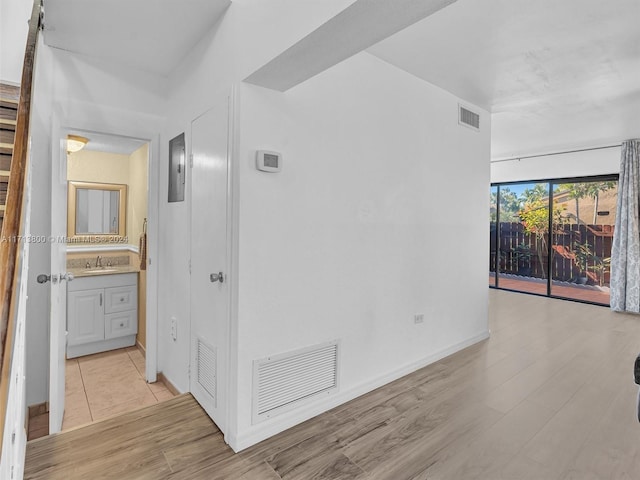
[[120, 323, 124, 327], [120, 297, 124, 302]]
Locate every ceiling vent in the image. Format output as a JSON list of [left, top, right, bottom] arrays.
[[459, 105, 480, 131]]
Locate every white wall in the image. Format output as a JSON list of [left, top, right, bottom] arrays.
[[157, 0, 491, 449], [22, 0, 362, 409], [50, 48, 166, 118], [491, 146, 620, 184], [158, 0, 367, 396], [232, 51, 491, 449], [0, 0, 32, 84], [25, 45, 164, 405], [24, 0, 492, 450]]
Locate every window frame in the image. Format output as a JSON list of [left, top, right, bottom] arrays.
[[490, 174, 619, 307]]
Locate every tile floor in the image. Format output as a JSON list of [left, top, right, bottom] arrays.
[[62, 346, 175, 431]]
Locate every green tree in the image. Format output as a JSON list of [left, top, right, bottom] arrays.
[[491, 187, 521, 223], [518, 197, 564, 279], [490, 189, 497, 222], [521, 184, 548, 203], [558, 181, 616, 226], [559, 183, 589, 226], [586, 181, 616, 224], [572, 241, 593, 277], [589, 256, 611, 286], [572, 241, 611, 285]]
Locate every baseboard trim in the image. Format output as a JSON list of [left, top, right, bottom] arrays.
[[26, 401, 50, 439], [28, 401, 49, 419], [157, 372, 180, 396], [136, 340, 146, 356], [227, 330, 491, 452]]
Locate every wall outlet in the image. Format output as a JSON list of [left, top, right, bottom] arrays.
[[170, 316, 177, 341], [414, 314, 425, 324]]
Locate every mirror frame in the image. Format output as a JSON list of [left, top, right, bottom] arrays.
[[67, 181, 127, 241]]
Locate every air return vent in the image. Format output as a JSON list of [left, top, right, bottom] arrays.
[[197, 338, 217, 405], [252, 341, 339, 423], [459, 105, 480, 130]]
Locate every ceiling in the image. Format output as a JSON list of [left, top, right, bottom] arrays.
[[42, 0, 639, 159], [42, 0, 230, 76], [368, 0, 640, 158]]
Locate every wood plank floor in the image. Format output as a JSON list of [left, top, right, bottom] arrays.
[[25, 290, 640, 479]]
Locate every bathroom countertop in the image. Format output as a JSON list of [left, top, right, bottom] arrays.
[[69, 264, 140, 278]]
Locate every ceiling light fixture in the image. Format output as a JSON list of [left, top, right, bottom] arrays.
[[67, 135, 89, 154]]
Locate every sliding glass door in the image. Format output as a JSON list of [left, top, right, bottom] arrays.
[[490, 186, 497, 287], [490, 175, 617, 306], [550, 180, 617, 304], [494, 183, 550, 295]]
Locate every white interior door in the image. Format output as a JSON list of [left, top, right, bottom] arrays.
[[49, 138, 68, 433], [190, 99, 230, 433]]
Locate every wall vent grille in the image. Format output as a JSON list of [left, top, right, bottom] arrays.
[[252, 341, 339, 423], [197, 338, 217, 405], [459, 105, 480, 130]]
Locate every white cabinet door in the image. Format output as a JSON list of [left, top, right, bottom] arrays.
[[67, 288, 104, 346]]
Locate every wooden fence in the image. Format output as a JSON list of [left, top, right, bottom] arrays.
[[490, 222, 614, 285]]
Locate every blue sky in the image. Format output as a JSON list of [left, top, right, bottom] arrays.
[[493, 182, 547, 197]]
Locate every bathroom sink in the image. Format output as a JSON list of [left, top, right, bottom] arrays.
[[82, 268, 121, 274], [71, 264, 137, 277]]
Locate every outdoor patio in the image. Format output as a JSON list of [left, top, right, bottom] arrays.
[[489, 273, 610, 305]]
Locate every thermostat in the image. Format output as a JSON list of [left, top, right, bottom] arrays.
[[256, 150, 282, 172]]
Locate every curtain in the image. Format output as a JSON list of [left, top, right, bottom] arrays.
[[611, 139, 640, 312]]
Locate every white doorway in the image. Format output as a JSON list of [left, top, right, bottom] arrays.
[[48, 128, 159, 433], [189, 97, 232, 434]]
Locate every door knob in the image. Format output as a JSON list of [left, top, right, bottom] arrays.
[[209, 272, 224, 283], [38, 273, 73, 284], [37, 274, 59, 284]]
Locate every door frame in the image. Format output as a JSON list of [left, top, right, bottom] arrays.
[[188, 88, 239, 443], [49, 116, 160, 431]]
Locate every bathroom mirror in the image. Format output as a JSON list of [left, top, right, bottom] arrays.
[[67, 181, 127, 240]]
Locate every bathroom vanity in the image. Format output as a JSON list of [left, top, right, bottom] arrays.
[[67, 271, 138, 358]]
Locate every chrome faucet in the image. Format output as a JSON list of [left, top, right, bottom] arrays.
[[96, 255, 103, 268]]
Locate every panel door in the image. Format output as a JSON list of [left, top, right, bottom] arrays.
[[189, 98, 230, 433]]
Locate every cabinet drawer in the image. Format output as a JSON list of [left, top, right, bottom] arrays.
[[105, 311, 137, 339], [104, 285, 137, 314]]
